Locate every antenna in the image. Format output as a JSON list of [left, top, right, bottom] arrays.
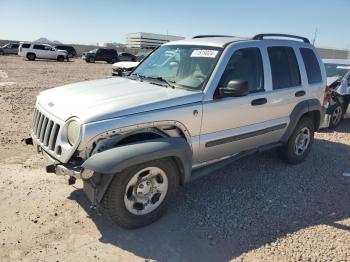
[[312, 27, 318, 45]]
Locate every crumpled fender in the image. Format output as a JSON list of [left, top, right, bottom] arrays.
[[281, 99, 324, 142], [82, 137, 193, 183]]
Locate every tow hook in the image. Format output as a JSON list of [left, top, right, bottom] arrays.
[[24, 137, 33, 145], [46, 164, 56, 173], [68, 176, 76, 185]]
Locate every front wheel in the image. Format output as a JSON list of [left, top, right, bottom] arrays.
[[102, 159, 179, 228], [280, 117, 314, 164], [57, 55, 65, 62], [329, 103, 344, 128]]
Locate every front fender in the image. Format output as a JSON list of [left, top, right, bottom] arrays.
[[82, 137, 193, 183]]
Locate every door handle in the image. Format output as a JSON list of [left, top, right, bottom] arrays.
[[251, 98, 267, 106], [295, 90, 306, 97]]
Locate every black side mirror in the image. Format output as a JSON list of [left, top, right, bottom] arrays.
[[218, 80, 249, 97]]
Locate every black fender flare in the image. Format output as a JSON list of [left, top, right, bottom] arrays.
[[281, 99, 324, 142], [82, 137, 193, 183]]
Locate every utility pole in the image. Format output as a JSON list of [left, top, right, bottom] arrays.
[[312, 27, 318, 45]]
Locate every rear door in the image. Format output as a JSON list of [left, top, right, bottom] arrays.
[[265, 44, 325, 132], [199, 42, 287, 162], [33, 44, 45, 58]]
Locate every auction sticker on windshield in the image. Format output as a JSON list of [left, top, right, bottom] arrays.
[[191, 50, 218, 58]]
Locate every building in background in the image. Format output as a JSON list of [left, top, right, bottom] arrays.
[[96, 42, 126, 48], [126, 32, 185, 49]]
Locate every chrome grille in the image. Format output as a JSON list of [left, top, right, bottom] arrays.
[[32, 108, 61, 152]]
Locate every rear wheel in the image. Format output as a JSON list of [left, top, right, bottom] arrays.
[[102, 159, 179, 228], [0, 51, 4, 55], [329, 102, 344, 128], [280, 117, 314, 164], [26, 53, 36, 61]]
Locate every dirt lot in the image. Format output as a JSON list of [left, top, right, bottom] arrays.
[[0, 55, 350, 262]]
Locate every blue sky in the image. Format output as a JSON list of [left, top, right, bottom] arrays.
[[1, 0, 349, 49]]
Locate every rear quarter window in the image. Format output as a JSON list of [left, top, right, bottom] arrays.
[[300, 48, 322, 84], [268, 46, 301, 89]]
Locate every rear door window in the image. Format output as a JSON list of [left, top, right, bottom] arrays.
[[268, 46, 301, 89], [33, 45, 45, 50], [300, 48, 322, 84]]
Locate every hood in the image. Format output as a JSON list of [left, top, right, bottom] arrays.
[[112, 61, 139, 69], [37, 77, 203, 123], [56, 49, 68, 53]]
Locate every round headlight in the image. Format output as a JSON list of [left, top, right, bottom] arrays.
[[67, 120, 80, 146]]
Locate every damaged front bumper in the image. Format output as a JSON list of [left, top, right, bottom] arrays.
[[25, 137, 84, 180], [25, 137, 110, 207]]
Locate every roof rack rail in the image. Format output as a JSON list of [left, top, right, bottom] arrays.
[[252, 33, 310, 43], [192, 35, 235, 39]]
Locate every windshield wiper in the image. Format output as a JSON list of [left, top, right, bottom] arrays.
[[146, 76, 176, 88]]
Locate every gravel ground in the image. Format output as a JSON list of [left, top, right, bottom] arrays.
[[0, 55, 350, 261]]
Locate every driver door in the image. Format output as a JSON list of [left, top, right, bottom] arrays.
[[199, 46, 286, 162]]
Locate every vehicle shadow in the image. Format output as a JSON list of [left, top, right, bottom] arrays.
[[25, 59, 74, 63], [69, 122, 350, 262]]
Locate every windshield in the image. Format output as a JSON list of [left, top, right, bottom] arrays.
[[325, 63, 350, 78], [131, 45, 222, 90]]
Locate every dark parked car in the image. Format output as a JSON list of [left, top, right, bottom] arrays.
[[0, 43, 19, 55], [85, 48, 118, 63], [55, 45, 77, 58], [118, 52, 136, 61]]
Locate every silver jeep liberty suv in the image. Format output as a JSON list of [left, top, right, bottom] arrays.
[[28, 34, 326, 228]]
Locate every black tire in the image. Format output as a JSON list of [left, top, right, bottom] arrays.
[[280, 117, 314, 164], [329, 102, 344, 128], [57, 55, 65, 62], [0, 51, 4, 56], [89, 57, 95, 63], [101, 159, 179, 228], [26, 53, 36, 61], [109, 58, 117, 64]]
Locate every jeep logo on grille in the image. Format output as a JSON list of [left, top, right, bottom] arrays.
[[48, 102, 54, 107]]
